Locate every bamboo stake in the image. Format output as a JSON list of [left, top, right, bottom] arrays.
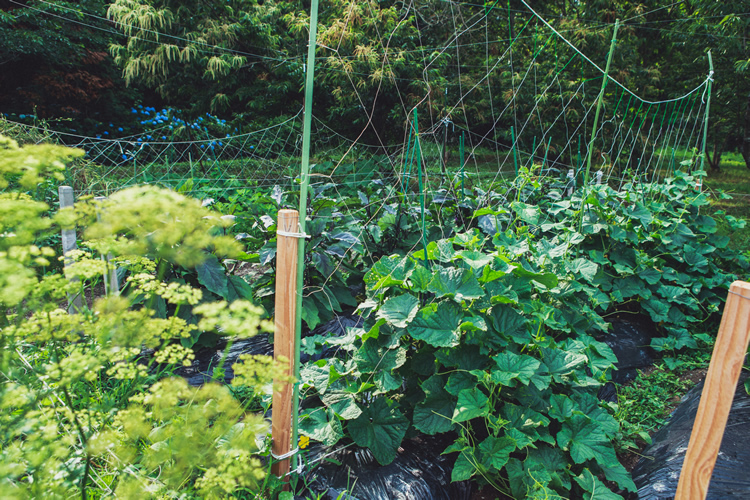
[[584, 20, 619, 186], [292, 0, 320, 475], [676, 281, 750, 499], [699, 51, 713, 173], [271, 209, 300, 481]]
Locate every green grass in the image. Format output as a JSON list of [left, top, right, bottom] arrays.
[[705, 151, 750, 251]]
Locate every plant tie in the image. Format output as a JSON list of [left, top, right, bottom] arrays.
[[277, 223, 311, 239]]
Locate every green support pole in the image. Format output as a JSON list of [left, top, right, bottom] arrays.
[[511, 126, 518, 177], [531, 136, 537, 167], [460, 131, 465, 199], [414, 109, 430, 269], [402, 120, 414, 197], [584, 20, 619, 186], [292, 0, 319, 474], [544, 136, 551, 169], [699, 51, 713, 173]]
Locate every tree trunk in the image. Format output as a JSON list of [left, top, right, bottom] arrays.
[[743, 93, 750, 169], [708, 140, 723, 172]]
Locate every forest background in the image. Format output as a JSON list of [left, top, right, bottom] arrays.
[[1, 0, 749, 170]]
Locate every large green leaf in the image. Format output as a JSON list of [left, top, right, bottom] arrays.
[[566, 258, 599, 282], [376, 293, 419, 327], [491, 351, 540, 387], [657, 284, 693, 306], [574, 470, 624, 499], [353, 337, 407, 375], [348, 398, 409, 465], [445, 371, 476, 396], [452, 388, 489, 422], [451, 448, 478, 482], [506, 458, 554, 499], [548, 394, 576, 422], [526, 445, 571, 491], [511, 201, 541, 225], [638, 267, 662, 285], [300, 362, 330, 394], [410, 265, 434, 292], [684, 249, 709, 273], [625, 202, 653, 227], [299, 407, 343, 447], [301, 299, 321, 330], [196, 254, 229, 299], [408, 301, 463, 347], [225, 275, 254, 301], [320, 390, 362, 420], [459, 250, 494, 271], [364, 255, 415, 293], [512, 267, 559, 289], [643, 298, 670, 323], [426, 239, 455, 263], [478, 436, 515, 470], [557, 415, 618, 471], [414, 394, 456, 435], [488, 304, 529, 344], [427, 267, 484, 302], [502, 404, 552, 447], [611, 276, 647, 301], [571, 392, 619, 437], [541, 348, 587, 383]]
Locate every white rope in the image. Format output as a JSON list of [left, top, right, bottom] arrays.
[[519, 0, 712, 106]]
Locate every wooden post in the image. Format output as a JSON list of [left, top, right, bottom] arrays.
[[59, 186, 83, 313], [676, 281, 750, 499], [271, 209, 300, 481]]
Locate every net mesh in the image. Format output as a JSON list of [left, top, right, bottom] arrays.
[[2, 1, 711, 259]]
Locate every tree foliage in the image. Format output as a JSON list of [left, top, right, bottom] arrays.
[[0, 0, 136, 121]]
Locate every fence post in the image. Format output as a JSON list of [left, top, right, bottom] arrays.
[[567, 169, 575, 196], [94, 197, 119, 296], [271, 209, 300, 482], [676, 281, 750, 499], [59, 186, 83, 313]]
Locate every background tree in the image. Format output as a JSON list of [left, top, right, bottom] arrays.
[[0, 0, 139, 126], [107, 0, 295, 120]]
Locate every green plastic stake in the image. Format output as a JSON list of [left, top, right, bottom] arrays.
[[402, 118, 413, 197], [531, 136, 537, 167], [460, 131, 465, 199], [700, 51, 713, 172], [414, 109, 430, 269], [584, 20, 619, 186], [292, 0, 319, 474], [511, 126, 518, 178]]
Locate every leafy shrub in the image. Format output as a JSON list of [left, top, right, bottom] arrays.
[[296, 168, 747, 499], [0, 135, 286, 498]]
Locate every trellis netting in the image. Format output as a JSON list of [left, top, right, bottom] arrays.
[[2, 0, 717, 495], [4, 1, 711, 202], [2, 0, 714, 351]]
